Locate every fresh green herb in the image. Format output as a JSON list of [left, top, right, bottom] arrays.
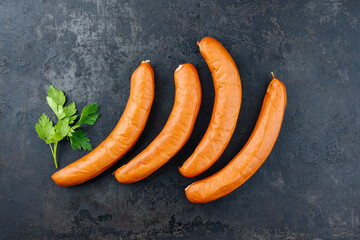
[[35, 85, 100, 168]]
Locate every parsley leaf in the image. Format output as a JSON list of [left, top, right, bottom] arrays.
[[70, 129, 92, 151], [63, 102, 77, 124], [63, 102, 77, 117], [74, 104, 100, 127], [51, 118, 70, 142], [46, 85, 66, 120], [35, 85, 99, 168], [48, 85, 66, 106], [35, 113, 55, 144]]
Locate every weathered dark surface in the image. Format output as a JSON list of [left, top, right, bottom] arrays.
[[0, 0, 359, 239]]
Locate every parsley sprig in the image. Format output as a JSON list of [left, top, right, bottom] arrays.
[[35, 85, 100, 168]]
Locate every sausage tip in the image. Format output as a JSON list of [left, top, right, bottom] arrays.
[[176, 64, 184, 71]]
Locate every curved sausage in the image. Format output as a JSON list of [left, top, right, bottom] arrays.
[[185, 74, 287, 203], [51, 61, 155, 187], [115, 63, 202, 183], [179, 37, 242, 178]]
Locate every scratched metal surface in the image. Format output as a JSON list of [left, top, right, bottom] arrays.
[[0, 0, 359, 239]]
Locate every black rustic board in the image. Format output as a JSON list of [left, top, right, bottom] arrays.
[[0, 0, 359, 239]]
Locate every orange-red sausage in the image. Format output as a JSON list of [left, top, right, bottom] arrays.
[[179, 37, 242, 178], [115, 63, 202, 183], [51, 61, 155, 187], [185, 75, 287, 203]]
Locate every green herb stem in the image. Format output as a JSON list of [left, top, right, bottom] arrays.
[[54, 142, 58, 168], [49, 143, 58, 168]]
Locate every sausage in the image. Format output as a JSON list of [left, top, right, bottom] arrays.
[[179, 37, 242, 178], [115, 63, 202, 183], [51, 61, 155, 187], [185, 74, 287, 203]]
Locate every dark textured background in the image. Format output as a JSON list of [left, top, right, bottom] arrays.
[[0, 0, 359, 239]]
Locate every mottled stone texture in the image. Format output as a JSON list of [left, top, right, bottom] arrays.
[[0, 0, 359, 239]]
